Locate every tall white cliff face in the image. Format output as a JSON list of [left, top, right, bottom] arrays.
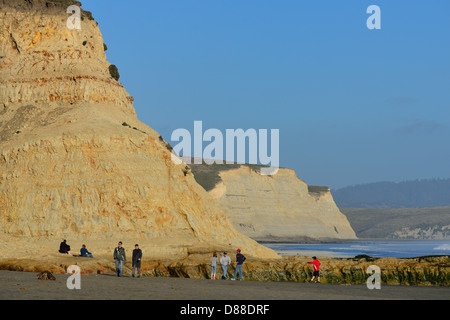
[[208, 167, 357, 241]]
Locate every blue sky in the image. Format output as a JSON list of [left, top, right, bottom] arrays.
[[82, 0, 450, 189]]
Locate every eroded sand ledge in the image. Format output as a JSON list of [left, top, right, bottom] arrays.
[[0, 238, 448, 287]]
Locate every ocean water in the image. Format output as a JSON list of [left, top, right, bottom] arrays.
[[265, 240, 450, 258]]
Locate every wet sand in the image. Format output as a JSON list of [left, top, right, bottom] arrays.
[[0, 270, 448, 300]]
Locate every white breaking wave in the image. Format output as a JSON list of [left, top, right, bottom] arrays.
[[433, 244, 450, 251]]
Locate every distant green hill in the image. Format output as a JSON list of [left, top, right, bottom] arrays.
[[341, 207, 450, 239], [332, 178, 450, 208]]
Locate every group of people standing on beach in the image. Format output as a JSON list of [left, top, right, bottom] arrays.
[[114, 244, 248, 281], [113, 242, 143, 277], [59, 240, 247, 280], [210, 249, 247, 281], [209, 250, 321, 283], [59, 240, 321, 282]]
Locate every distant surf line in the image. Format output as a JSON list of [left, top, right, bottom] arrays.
[[265, 240, 450, 258]]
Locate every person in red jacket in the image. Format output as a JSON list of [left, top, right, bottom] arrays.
[[308, 256, 321, 283]]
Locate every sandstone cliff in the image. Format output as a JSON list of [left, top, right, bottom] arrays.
[[0, 0, 278, 259], [190, 164, 357, 242]]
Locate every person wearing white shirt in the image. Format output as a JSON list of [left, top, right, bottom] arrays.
[[219, 252, 231, 279]]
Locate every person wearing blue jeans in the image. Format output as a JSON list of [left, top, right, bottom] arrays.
[[210, 252, 219, 280], [113, 241, 126, 277], [219, 252, 231, 279], [115, 259, 123, 277], [231, 249, 246, 281]]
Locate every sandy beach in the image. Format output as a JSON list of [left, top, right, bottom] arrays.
[[1, 270, 448, 300]]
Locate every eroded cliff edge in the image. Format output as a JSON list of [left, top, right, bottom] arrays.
[[196, 166, 357, 242]]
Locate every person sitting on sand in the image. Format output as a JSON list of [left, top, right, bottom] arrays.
[[80, 244, 93, 258], [59, 239, 72, 256], [308, 256, 321, 283]]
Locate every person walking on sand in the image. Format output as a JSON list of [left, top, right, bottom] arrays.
[[231, 248, 246, 281], [210, 252, 219, 280], [113, 241, 126, 277], [132, 244, 142, 278], [308, 256, 321, 283], [220, 251, 231, 280]]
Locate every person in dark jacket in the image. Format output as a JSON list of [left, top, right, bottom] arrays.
[[231, 249, 246, 281], [113, 241, 126, 277], [132, 244, 142, 278], [59, 240, 72, 256]]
